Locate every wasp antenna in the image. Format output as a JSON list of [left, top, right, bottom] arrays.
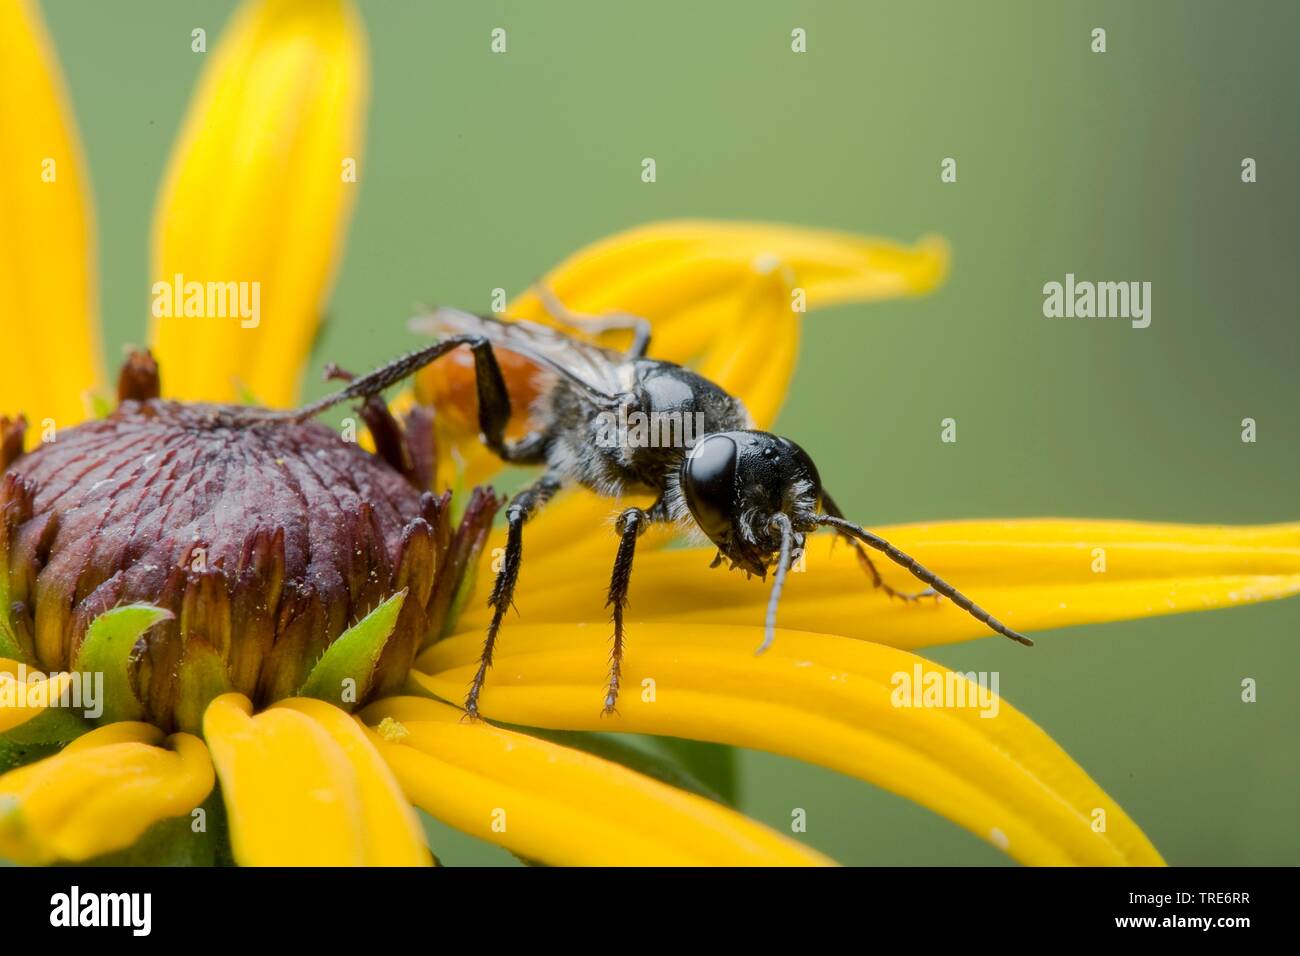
[[815, 514, 1034, 647], [756, 513, 796, 655]]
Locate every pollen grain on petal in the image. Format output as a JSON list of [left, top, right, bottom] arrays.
[[375, 715, 410, 743]]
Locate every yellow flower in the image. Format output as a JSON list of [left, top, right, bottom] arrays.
[[1, 0, 1296, 868]]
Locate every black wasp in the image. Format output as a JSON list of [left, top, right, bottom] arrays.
[[285, 290, 1032, 718]]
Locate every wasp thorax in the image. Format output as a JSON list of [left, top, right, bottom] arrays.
[[0, 374, 498, 732]]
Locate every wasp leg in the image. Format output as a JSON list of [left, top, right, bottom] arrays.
[[817, 513, 1032, 646], [819, 490, 938, 602], [278, 333, 547, 462], [465, 472, 563, 719], [435, 335, 551, 464], [602, 501, 667, 715], [534, 284, 653, 360], [300, 334, 551, 464], [852, 548, 939, 602], [439, 333, 552, 464]]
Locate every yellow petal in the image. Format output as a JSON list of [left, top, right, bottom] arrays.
[[274, 698, 431, 865], [511, 219, 948, 348], [0, 659, 75, 733], [511, 221, 945, 424], [0, 0, 102, 425], [149, 0, 369, 406], [455, 518, 1300, 650], [691, 260, 799, 436], [0, 722, 213, 864], [415, 625, 1163, 866], [416, 220, 946, 524], [203, 694, 429, 866], [362, 695, 830, 866]]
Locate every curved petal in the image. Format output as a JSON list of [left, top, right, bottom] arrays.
[[527, 220, 949, 317], [0, 0, 102, 425], [455, 518, 1300, 649], [501, 221, 948, 398], [149, 0, 369, 407], [274, 698, 431, 864], [415, 221, 947, 528], [0, 658, 75, 733], [0, 722, 213, 864], [203, 694, 429, 866], [415, 625, 1164, 866], [362, 695, 831, 866]]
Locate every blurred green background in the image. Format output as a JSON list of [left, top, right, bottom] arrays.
[[40, 0, 1298, 865]]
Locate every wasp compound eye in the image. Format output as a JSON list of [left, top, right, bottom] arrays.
[[681, 432, 740, 544], [0, 392, 501, 732]]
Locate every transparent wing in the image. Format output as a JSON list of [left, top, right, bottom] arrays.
[[410, 307, 629, 403]]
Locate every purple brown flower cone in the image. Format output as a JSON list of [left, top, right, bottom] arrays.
[[0, 352, 500, 731]]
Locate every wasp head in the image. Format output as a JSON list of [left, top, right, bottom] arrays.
[[679, 430, 820, 576]]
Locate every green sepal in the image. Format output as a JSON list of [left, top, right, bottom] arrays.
[[498, 723, 731, 805], [174, 636, 234, 735], [441, 555, 479, 642], [299, 590, 406, 711], [0, 580, 33, 665], [447, 466, 470, 525], [646, 737, 740, 806], [0, 738, 58, 774], [82, 789, 230, 867], [0, 705, 88, 745], [73, 603, 173, 725], [0, 620, 27, 664], [87, 390, 115, 420]]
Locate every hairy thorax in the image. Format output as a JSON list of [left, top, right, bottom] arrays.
[[542, 362, 751, 499]]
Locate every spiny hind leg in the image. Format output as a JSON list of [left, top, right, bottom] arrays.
[[464, 472, 563, 719], [602, 500, 667, 715], [817, 512, 1032, 647], [851, 543, 939, 602], [821, 490, 938, 603]]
